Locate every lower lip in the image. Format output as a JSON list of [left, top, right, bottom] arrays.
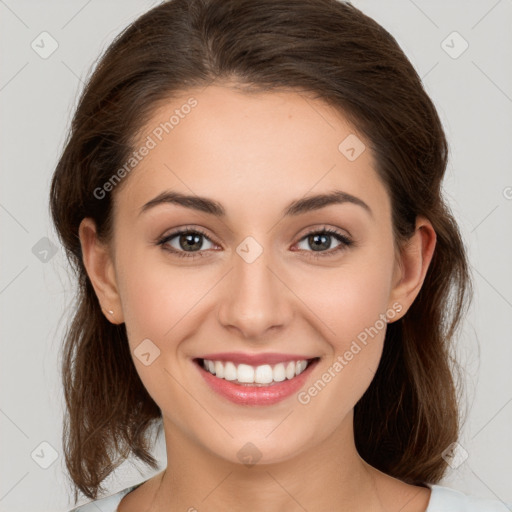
[[194, 358, 320, 406]]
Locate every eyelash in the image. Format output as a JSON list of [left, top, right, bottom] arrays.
[[156, 225, 354, 260]]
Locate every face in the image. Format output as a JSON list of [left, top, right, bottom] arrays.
[[81, 84, 429, 467]]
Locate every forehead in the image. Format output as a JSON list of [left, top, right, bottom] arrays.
[[116, 85, 388, 221]]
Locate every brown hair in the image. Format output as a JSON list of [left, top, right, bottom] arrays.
[[49, 0, 472, 503]]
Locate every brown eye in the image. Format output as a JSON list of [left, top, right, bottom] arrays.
[[157, 227, 216, 259], [295, 228, 353, 258]]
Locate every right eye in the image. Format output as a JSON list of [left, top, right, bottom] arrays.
[[157, 227, 218, 259]]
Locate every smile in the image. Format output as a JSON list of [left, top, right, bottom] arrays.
[[193, 357, 321, 406], [198, 358, 314, 386]]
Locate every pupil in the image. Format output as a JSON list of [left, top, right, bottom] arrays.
[[310, 233, 330, 251], [181, 233, 202, 251]]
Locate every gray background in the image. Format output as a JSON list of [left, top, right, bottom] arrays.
[[1, 1, 511, 511]]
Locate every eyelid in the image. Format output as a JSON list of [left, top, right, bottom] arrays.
[[295, 222, 352, 240], [156, 225, 218, 252]]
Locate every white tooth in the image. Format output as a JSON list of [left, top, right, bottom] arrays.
[[205, 359, 310, 384], [285, 361, 296, 379], [255, 364, 273, 384], [237, 363, 255, 383], [223, 361, 238, 381], [272, 363, 286, 382], [214, 360, 224, 378], [296, 360, 308, 374]]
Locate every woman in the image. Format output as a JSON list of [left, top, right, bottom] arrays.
[[50, 0, 510, 510]]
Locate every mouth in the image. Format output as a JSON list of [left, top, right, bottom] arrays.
[[193, 357, 320, 386], [192, 356, 321, 406]]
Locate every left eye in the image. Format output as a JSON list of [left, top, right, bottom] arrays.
[[295, 229, 352, 256]]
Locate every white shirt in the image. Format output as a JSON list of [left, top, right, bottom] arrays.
[[69, 482, 512, 511]]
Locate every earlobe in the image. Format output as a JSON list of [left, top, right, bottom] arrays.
[[387, 216, 437, 322], [78, 218, 123, 324]]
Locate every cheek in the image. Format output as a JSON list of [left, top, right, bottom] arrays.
[[116, 246, 206, 340], [296, 256, 393, 344], [296, 269, 392, 424], [116, 253, 199, 414], [294, 247, 394, 398]]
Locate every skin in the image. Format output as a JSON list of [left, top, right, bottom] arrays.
[[79, 84, 436, 512]]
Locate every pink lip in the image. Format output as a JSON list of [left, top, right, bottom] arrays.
[[193, 357, 320, 406], [198, 352, 317, 366]]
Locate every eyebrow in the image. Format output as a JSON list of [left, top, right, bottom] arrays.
[[139, 189, 373, 218]]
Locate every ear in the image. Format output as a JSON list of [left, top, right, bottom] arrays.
[[78, 217, 124, 324], [387, 216, 437, 322]]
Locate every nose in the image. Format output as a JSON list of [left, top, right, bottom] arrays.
[[217, 240, 293, 340]]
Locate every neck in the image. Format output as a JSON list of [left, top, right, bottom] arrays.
[[151, 410, 388, 512]]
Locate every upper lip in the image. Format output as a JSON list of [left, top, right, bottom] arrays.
[[196, 352, 319, 366]]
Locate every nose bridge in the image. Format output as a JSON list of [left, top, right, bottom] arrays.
[[217, 234, 291, 338]]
